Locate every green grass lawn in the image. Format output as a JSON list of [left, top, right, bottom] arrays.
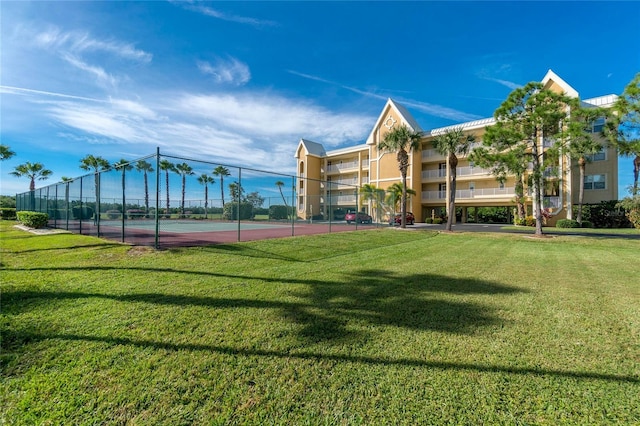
[[1, 221, 638, 424]]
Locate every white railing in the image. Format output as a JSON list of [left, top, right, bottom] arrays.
[[328, 195, 357, 204], [422, 187, 515, 200], [362, 177, 369, 184], [327, 161, 360, 173], [422, 166, 490, 180], [422, 149, 446, 160], [456, 166, 491, 177], [362, 160, 369, 168], [331, 178, 358, 186], [422, 169, 446, 179]]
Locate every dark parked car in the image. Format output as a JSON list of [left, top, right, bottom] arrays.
[[389, 212, 415, 225], [345, 211, 373, 224]]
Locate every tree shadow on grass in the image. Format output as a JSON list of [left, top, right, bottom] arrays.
[[4, 268, 638, 384], [4, 267, 521, 343]]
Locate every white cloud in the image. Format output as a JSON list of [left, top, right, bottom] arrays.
[[288, 70, 482, 122], [198, 58, 251, 86], [1, 84, 373, 173], [178, 3, 277, 28], [34, 27, 152, 62], [481, 76, 521, 90], [61, 53, 118, 88]]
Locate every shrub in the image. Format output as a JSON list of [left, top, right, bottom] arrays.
[[432, 217, 443, 225], [513, 217, 525, 226], [16, 211, 49, 228], [106, 210, 122, 219], [223, 202, 254, 220], [269, 205, 290, 220], [580, 220, 593, 228], [627, 209, 640, 229], [557, 219, 580, 228], [72, 206, 94, 220], [0, 208, 17, 220], [424, 218, 433, 224], [524, 216, 535, 227]]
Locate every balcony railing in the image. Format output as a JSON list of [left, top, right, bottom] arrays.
[[421, 166, 491, 180], [422, 187, 515, 200], [327, 195, 357, 204], [456, 166, 491, 177], [422, 169, 447, 179], [326, 159, 367, 173], [329, 178, 358, 186]]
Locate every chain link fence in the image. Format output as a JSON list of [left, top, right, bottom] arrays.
[[16, 151, 405, 248]]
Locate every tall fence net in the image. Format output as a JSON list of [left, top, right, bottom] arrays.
[[16, 152, 402, 248]]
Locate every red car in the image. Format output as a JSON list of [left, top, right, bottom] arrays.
[[345, 211, 373, 224], [389, 212, 415, 226]]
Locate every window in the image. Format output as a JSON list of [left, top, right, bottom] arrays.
[[584, 174, 606, 190], [587, 117, 606, 133], [586, 147, 606, 162]]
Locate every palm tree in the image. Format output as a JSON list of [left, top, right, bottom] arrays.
[[60, 176, 73, 221], [433, 127, 476, 231], [228, 181, 245, 203], [79, 155, 110, 222], [385, 182, 416, 214], [135, 160, 154, 216], [567, 107, 607, 224], [377, 124, 423, 228], [113, 159, 133, 217], [212, 166, 231, 207], [197, 174, 215, 218], [10, 162, 53, 191], [159, 159, 175, 217], [275, 180, 289, 220], [1, 144, 15, 161], [359, 183, 385, 222], [174, 162, 194, 217]]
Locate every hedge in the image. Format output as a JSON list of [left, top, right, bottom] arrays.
[[16, 211, 49, 229], [0, 208, 17, 220], [556, 219, 580, 228]]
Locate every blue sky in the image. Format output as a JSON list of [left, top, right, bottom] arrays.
[[1, 1, 639, 198]]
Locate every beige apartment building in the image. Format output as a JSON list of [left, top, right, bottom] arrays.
[[294, 70, 618, 225]]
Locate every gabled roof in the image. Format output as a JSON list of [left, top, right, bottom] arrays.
[[366, 98, 422, 145], [295, 138, 326, 159], [542, 69, 579, 98]]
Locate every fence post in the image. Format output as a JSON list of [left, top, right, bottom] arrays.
[[121, 165, 126, 243], [237, 168, 241, 242], [79, 176, 83, 234], [291, 176, 295, 236], [155, 148, 160, 249]]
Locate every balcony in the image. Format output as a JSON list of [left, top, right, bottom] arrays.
[[328, 178, 358, 187], [326, 160, 363, 174], [422, 187, 515, 201], [456, 166, 491, 177], [422, 149, 446, 160], [327, 195, 357, 204], [422, 169, 446, 180]]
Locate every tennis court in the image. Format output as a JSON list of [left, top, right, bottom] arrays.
[[66, 218, 378, 248]]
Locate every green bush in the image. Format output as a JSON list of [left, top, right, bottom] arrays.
[[16, 211, 49, 228], [223, 202, 254, 220], [72, 206, 94, 220], [525, 216, 535, 227], [580, 220, 593, 228], [557, 219, 580, 228], [627, 209, 640, 229], [269, 205, 290, 220], [432, 217, 443, 225], [424, 218, 433, 224], [106, 210, 122, 219], [0, 208, 17, 220]]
